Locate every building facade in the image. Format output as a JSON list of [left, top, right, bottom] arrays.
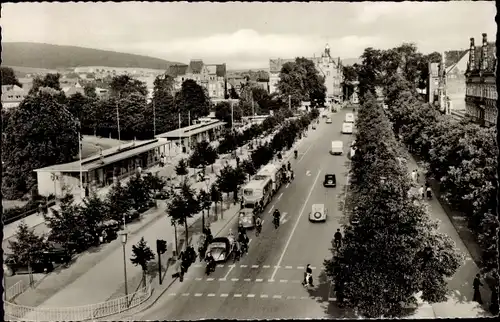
[[464, 33, 497, 127], [1, 85, 28, 110], [268, 44, 343, 104], [167, 60, 227, 99]]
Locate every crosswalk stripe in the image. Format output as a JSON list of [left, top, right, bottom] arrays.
[[218, 278, 226, 281], [194, 293, 203, 297], [287, 296, 297, 300], [263, 265, 271, 268], [280, 279, 288, 283], [244, 278, 251, 282], [207, 293, 216, 297], [252, 265, 259, 268], [260, 294, 269, 298], [182, 293, 190, 297], [247, 294, 255, 298], [234, 294, 242, 297], [231, 278, 239, 281], [168, 293, 177, 296], [297, 266, 304, 269], [240, 264, 248, 268], [220, 293, 228, 297], [268, 279, 275, 282], [285, 266, 293, 269], [217, 264, 224, 268], [273, 295, 282, 299], [195, 277, 202, 281], [328, 297, 336, 302], [256, 278, 263, 282], [207, 278, 214, 281]]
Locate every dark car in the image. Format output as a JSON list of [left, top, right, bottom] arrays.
[[4, 254, 54, 276], [323, 174, 336, 187]]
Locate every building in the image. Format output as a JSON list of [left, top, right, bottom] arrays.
[[268, 44, 344, 104], [167, 60, 227, 99], [465, 33, 497, 126], [155, 119, 226, 153], [227, 75, 247, 94], [62, 82, 85, 96], [34, 138, 170, 197], [1, 85, 28, 109]]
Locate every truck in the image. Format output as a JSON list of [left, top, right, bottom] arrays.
[[255, 164, 285, 196]]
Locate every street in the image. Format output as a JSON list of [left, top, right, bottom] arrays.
[[138, 109, 354, 320]]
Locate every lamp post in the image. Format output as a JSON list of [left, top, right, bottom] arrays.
[[118, 230, 129, 303]]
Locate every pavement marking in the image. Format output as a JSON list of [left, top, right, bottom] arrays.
[[280, 212, 289, 224], [194, 293, 203, 297], [263, 265, 271, 268], [240, 264, 248, 268], [168, 293, 177, 296], [182, 293, 190, 297], [247, 294, 256, 298], [280, 279, 288, 283], [248, 238, 253, 245], [273, 295, 283, 299], [298, 144, 313, 163], [287, 296, 297, 300], [285, 265, 293, 269], [268, 279, 275, 282], [231, 278, 239, 281], [270, 170, 322, 282], [291, 280, 301, 283], [278, 192, 283, 200], [297, 266, 304, 269], [207, 293, 216, 297], [306, 170, 311, 176], [219, 278, 226, 281], [256, 278, 264, 282], [223, 264, 235, 280], [217, 264, 225, 268], [285, 183, 290, 188], [195, 277, 203, 281], [300, 296, 309, 300], [311, 266, 317, 270], [261, 220, 265, 225], [234, 294, 242, 297], [328, 297, 337, 302], [207, 278, 214, 281], [274, 265, 280, 269], [244, 278, 251, 282], [260, 294, 269, 298], [252, 265, 259, 268], [268, 205, 275, 213], [220, 293, 229, 297]]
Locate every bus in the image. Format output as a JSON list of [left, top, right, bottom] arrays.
[[255, 164, 285, 195], [242, 176, 273, 208]]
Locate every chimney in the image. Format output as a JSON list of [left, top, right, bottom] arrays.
[[481, 33, 488, 70], [469, 37, 476, 71]]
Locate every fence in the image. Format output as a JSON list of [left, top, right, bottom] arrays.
[[4, 280, 152, 321], [6, 280, 27, 301]]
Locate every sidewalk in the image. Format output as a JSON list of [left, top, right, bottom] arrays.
[[406, 154, 492, 317]]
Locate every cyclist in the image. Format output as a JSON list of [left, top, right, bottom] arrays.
[[255, 216, 262, 235], [273, 209, 281, 228]]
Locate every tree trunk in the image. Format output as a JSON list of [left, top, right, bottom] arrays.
[[142, 271, 146, 288], [184, 219, 189, 248]]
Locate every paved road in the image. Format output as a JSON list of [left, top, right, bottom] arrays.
[[138, 109, 355, 320]]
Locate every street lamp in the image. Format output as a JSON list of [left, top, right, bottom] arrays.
[[118, 230, 129, 304]]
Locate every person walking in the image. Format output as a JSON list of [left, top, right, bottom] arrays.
[[473, 273, 483, 304], [334, 229, 343, 250], [411, 170, 417, 183], [418, 185, 425, 200]]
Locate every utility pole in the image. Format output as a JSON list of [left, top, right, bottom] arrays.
[[153, 99, 156, 137], [251, 95, 255, 116], [188, 110, 191, 152], [78, 124, 84, 200], [231, 100, 234, 132], [116, 95, 121, 146], [178, 113, 181, 153], [288, 95, 291, 110]]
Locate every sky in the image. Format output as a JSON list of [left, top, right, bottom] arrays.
[[1, 1, 497, 70]]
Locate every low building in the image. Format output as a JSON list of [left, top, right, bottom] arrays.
[[34, 138, 170, 197], [464, 33, 497, 127], [241, 115, 269, 125], [155, 119, 226, 153], [167, 60, 227, 99], [62, 82, 85, 96], [95, 87, 110, 98], [269, 44, 343, 104], [1, 85, 28, 110]]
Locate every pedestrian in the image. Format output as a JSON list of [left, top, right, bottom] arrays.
[[418, 186, 425, 200], [334, 229, 342, 250], [411, 170, 417, 183], [160, 153, 166, 167], [426, 186, 432, 200], [473, 273, 483, 304]]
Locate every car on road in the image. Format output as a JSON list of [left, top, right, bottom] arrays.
[[342, 122, 353, 134], [323, 174, 337, 187], [326, 117, 332, 124], [238, 208, 255, 228], [345, 113, 355, 123], [4, 254, 54, 276], [330, 141, 343, 155], [206, 237, 234, 262], [309, 203, 327, 222]]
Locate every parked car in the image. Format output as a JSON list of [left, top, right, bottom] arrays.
[[4, 254, 54, 276]]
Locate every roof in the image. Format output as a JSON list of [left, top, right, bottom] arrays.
[[269, 58, 295, 73], [188, 60, 204, 74], [167, 64, 189, 77], [469, 42, 496, 73], [206, 65, 217, 74], [216, 64, 226, 77], [312, 204, 325, 211], [34, 138, 169, 173], [155, 120, 226, 139], [2, 85, 24, 92], [244, 179, 270, 190]]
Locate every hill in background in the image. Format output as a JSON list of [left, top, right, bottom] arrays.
[[2, 42, 181, 70]]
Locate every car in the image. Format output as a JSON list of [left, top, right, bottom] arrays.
[[4, 254, 54, 276], [238, 209, 255, 228], [312, 125, 316, 130], [206, 237, 234, 262], [309, 203, 327, 222], [323, 174, 337, 187], [326, 118, 332, 124]]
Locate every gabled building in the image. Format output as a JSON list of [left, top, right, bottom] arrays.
[[1, 85, 28, 110], [62, 82, 85, 96], [268, 44, 343, 105], [167, 60, 227, 99], [464, 33, 497, 127]]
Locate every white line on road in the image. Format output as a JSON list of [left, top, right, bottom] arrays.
[[252, 265, 259, 268], [261, 220, 265, 225], [247, 294, 256, 298], [273, 295, 282, 299], [182, 293, 190, 297], [240, 264, 248, 268], [270, 170, 322, 282], [168, 293, 177, 296], [280, 279, 288, 283], [244, 278, 251, 282], [231, 278, 239, 281], [207, 293, 216, 297], [223, 264, 235, 280], [194, 293, 203, 297], [285, 183, 290, 188], [207, 278, 214, 281], [234, 294, 242, 297], [219, 278, 226, 281], [217, 264, 224, 268], [220, 293, 229, 297], [263, 265, 271, 268], [278, 192, 283, 200], [268, 279, 275, 282], [260, 294, 269, 298], [248, 238, 252, 245], [297, 266, 304, 270], [195, 277, 202, 281], [285, 266, 293, 269], [256, 278, 263, 282], [194, 264, 202, 268], [298, 144, 313, 163], [268, 205, 275, 214], [287, 296, 297, 300]]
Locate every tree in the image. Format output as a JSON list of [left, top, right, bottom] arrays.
[[174, 79, 211, 120], [175, 158, 189, 179], [110, 75, 148, 98], [229, 87, 239, 99], [210, 183, 222, 218], [1, 67, 22, 87], [118, 92, 149, 139], [217, 131, 239, 154], [8, 222, 47, 272], [198, 189, 212, 228], [105, 181, 132, 223], [143, 172, 167, 204], [126, 172, 153, 212], [2, 90, 79, 199], [150, 74, 176, 134], [44, 194, 89, 253], [166, 179, 200, 246], [130, 237, 155, 287], [79, 193, 108, 245], [67, 92, 89, 123], [30, 73, 63, 94], [83, 84, 97, 98], [188, 140, 219, 172], [240, 159, 256, 180], [216, 164, 246, 202], [214, 101, 241, 128]]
